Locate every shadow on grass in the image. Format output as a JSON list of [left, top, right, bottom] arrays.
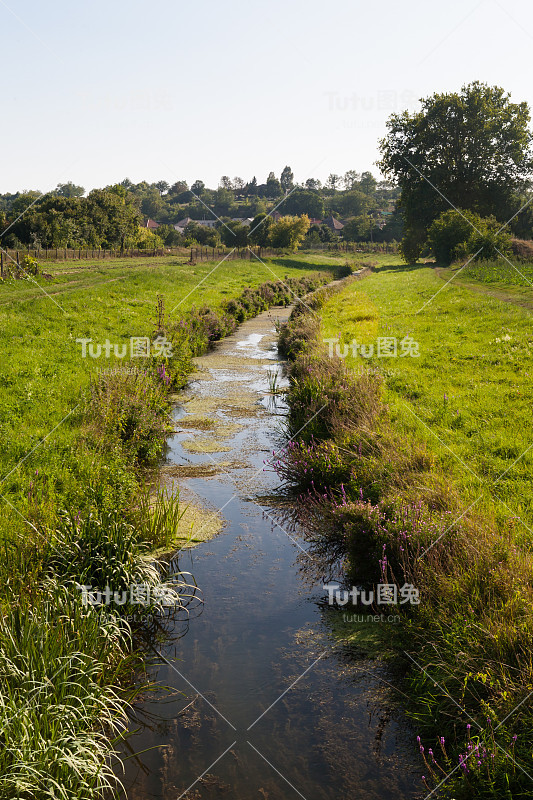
[[270, 257, 333, 273], [372, 261, 436, 274]]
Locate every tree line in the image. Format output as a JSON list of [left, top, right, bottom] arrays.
[[0, 169, 400, 251]]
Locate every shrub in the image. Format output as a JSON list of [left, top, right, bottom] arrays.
[[427, 209, 512, 265], [87, 370, 172, 463]]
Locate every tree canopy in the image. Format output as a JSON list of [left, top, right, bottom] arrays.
[[378, 82, 533, 261]]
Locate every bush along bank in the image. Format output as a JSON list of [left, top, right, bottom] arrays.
[[274, 286, 533, 800], [1, 271, 331, 800]]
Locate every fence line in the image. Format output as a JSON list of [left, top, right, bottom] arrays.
[[300, 241, 399, 254], [0, 240, 398, 277], [0, 245, 283, 277]]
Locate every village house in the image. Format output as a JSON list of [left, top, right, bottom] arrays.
[[322, 215, 344, 233]]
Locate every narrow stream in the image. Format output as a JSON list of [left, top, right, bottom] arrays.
[[117, 306, 421, 800]]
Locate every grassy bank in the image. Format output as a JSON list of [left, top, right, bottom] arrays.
[[275, 254, 533, 798], [0, 253, 332, 798]]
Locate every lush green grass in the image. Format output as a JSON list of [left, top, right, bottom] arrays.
[[460, 257, 533, 288], [320, 255, 533, 535], [0, 254, 331, 538], [276, 257, 533, 798], [0, 252, 333, 799]]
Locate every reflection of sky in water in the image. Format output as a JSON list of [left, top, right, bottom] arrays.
[[115, 308, 419, 800]]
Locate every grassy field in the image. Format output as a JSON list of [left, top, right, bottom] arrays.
[[321, 255, 533, 535], [276, 251, 533, 798], [0, 251, 334, 798], [0, 253, 332, 535]]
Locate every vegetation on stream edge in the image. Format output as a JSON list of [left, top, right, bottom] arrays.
[[0, 257, 331, 799], [275, 259, 533, 799]]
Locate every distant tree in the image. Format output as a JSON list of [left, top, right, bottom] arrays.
[[219, 176, 233, 190], [379, 81, 533, 261], [219, 220, 249, 247], [136, 226, 164, 250], [212, 187, 235, 217], [140, 187, 165, 219], [185, 222, 220, 248], [120, 178, 133, 190], [10, 191, 43, 219], [191, 180, 206, 196], [55, 182, 85, 198], [280, 166, 294, 194], [306, 223, 334, 243], [343, 170, 360, 190], [342, 215, 373, 242], [233, 177, 245, 192], [266, 172, 282, 197], [374, 208, 404, 242], [359, 172, 377, 196], [318, 223, 335, 242], [87, 185, 142, 249], [303, 178, 320, 192], [427, 209, 512, 265], [334, 190, 369, 217], [281, 190, 324, 218], [155, 180, 169, 196], [325, 174, 342, 192], [246, 176, 258, 196], [154, 223, 183, 246], [168, 180, 188, 196], [249, 213, 274, 247], [269, 215, 310, 250]]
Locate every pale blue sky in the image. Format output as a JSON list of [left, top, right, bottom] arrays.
[[3, 0, 533, 193]]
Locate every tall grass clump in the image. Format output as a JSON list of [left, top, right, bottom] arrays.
[[132, 484, 188, 551], [45, 505, 195, 616], [0, 581, 133, 799], [86, 370, 173, 464]]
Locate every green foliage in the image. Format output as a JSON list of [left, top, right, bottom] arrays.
[[279, 259, 533, 796], [0, 581, 133, 799], [219, 220, 248, 247], [280, 165, 294, 193], [330, 189, 369, 218], [266, 171, 282, 197], [249, 213, 273, 247], [87, 370, 173, 464], [5, 185, 142, 249], [427, 209, 512, 264], [379, 82, 533, 261], [269, 214, 310, 250], [20, 254, 41, 276], [342, 215, 374, 242], [281, 190, 324, 218]]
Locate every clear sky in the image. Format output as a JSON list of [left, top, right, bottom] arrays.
[[3, 0, 533, 193]]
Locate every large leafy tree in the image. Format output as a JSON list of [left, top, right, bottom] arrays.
[[269, 214, 309, 250], [55, 182, 85, 198], [378, 82, 533, 261]]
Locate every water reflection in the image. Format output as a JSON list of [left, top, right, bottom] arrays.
[[112, 309, 421, 800]]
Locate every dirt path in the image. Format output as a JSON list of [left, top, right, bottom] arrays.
[[434, 266, 533, 312], [0, 275, 127, 306]]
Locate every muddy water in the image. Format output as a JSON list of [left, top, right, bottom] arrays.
[[117, 307, 420, 800]]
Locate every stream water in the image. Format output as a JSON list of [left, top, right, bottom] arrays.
[[116, 306, 420, 800]]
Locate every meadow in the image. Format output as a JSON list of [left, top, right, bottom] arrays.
[[277, 252, 533, 798], [320, 256, 533, 532], [0, 251, 334, 798]]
